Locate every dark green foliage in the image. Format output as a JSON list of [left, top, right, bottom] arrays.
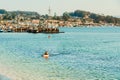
[[63, 12, 71, 21], [69, 10, 90, 18], [52, 16, 62, 20], [0, 9, 7, 14]]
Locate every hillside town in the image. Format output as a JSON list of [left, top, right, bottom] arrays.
[[0, 9, 120, 33]]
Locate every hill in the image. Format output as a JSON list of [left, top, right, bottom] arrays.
[[62, 10, 120, 25], [0, 9, 40, 20]]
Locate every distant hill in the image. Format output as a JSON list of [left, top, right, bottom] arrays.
[[8, 11, 40, 19], [8, 11, 40, 16], [0, 9, 40, 19], [63, 10, 120, 24]]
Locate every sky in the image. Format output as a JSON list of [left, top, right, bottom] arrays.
[[0, 0, 120, 16]]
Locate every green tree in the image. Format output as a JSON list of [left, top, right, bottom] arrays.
[[0, 9, 7, 14], [62, 12, 71, 21]]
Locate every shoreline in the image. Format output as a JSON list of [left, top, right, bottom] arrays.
[[0, 64, 18, 80], [0, 74, 11, 80], [0, 64, 48, 80], [0, 26, 120, 34]]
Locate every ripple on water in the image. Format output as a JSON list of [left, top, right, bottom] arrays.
[[0, 27, 120, 80]]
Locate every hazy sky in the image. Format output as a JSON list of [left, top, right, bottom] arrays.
[[0, 0, 120, 16]]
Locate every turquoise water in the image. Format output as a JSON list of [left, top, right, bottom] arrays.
[[0, 26, 120, 80]]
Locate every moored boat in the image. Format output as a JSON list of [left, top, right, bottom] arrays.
[[0, 29, 3, 32]]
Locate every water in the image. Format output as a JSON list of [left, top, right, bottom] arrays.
[[0, 26, 120, 80]]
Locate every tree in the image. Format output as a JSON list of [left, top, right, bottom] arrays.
[[62, 12, 71, 21], [0, 9, 7, 14]]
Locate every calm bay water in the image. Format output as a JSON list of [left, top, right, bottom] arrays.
[[0, 26, 120, 80]]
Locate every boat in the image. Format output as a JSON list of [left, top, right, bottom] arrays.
[[7, 29, 13, 32], [0, 29, 3, 32], [41, 31, 64, 34], [27, 29, 38, 33]]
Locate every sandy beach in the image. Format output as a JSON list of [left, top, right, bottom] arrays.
[[0, 64, 56, 80], [0, 64, 17, 80], [0, 74, 11, 80]]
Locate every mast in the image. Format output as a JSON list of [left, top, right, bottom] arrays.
[[48, 6, 51, 17]]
